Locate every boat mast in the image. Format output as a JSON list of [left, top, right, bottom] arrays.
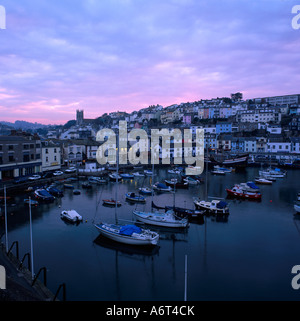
[[115, 133, 119, 224], [29, 197, 34, 279], [205, 144, 209, 201], [151, 159, 154, 212], [4, 185, 8, 252]]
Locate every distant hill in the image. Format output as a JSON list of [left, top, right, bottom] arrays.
[[0, 120, 49, 130]]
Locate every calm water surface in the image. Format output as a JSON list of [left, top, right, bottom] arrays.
[[1, 167, 300, 301]]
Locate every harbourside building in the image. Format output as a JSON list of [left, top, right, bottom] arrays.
[[41, 141, 61, 172], [0, 133, 42, 181]]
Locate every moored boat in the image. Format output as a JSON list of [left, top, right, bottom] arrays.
[[34, 189, 55, 202], [164, 179, 189, 189], [120, 173, 134, 179], [61, 210, 83, 222], [125, 192, 146, 203], [294, 203, 300, 213], [133, 210, 189, 228], [139, 187, 152, 195], [109, 173, 122, 181], [94, 223, 159, 246], [24, 199, 39, 206], [211, 170, 226, 176], [102, 199, 121, 206], [152, 182, 172, 192], [194, 199, 229, 214], [226, 186, 262, 200], [254, 177, 272, 185]]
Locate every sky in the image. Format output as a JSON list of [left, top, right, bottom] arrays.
[[0, 0, 300, 125]]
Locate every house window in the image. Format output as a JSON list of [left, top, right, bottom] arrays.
[[45, 149, 48, 154], [8, 145, 13, 150], [46, 157, 48, 162], [9, 154, 15, 162]]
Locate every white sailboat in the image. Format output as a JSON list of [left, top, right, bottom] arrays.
[[94, 135, 159, 246], [133, 162, 189, 228]]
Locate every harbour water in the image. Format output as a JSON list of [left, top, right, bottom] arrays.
[[1, 167, 300, 301]]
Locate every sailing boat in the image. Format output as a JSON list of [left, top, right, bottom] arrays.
[[94, 135, 159, 246], [193, 145, 229, 214], [133, 161, 189, 228]]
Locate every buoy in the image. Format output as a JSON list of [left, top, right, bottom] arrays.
[[270, 200, 272, 202], [85, 220, 87, 223]]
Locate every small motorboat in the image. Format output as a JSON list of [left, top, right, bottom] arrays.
[[144, 170, 153, 176], [213, 165, 233, 173], [133, 172, 145, 177], [88, 176, 107, 184], [34, 189, 55, 202], [164, 179, 189, 189], [211, 170, 226, 176], [168, 169, 181, 175], [61, 210, 83, 222], [47, 186, 64, 197], [82, 182, 92, 189], [109, 173, 122, 181], [120, 173, 134, 179], [73, 189, 81, 195], [139, 187, 152, 195], [238, 182, 260, 193], [183, 176, 200, 185], [152, 182, 172, 192], [102, 199, 121, 206], [194, 199, 229, 214], [125, 192, 146, 203], [254, 177, 272, 185]]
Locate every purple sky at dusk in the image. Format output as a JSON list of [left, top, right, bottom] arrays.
[[0, 0, 300, 125]]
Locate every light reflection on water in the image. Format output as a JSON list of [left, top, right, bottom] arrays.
[[1, 167, 300, 301]]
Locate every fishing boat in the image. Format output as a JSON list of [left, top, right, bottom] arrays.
[[94, 223, 159, 246], [211, 170, 226, 176], [254, 177, 272, 185], [47, 186, 64, 197], [133, 172, 145, 177], [133, 209, 189, 228], [194, 199, 229, 214], [164, 179, 189, 189], [152, 182, 172, 192], [139, 187, 152, 195], [24, 199, 39, 206], [102, 199, 121, 206], [61, 210, 83, 222], [125, 192, 146, 203], [120, 173, 134, 179], [226, 186, 262, 200], [34, 189, 55, 202], [109, 173, 122, 181], [73, 189, 81, 195]]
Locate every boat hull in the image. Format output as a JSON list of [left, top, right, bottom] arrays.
[[226, 189, 262, 200], [94, 224, 159, 246], [133, 211, 188, 228]]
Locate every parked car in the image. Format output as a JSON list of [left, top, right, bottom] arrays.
[[13, 177, 29, 184], [28, 175, 41, 180], [53, 171, 64, 176], [65, 167, 76, 173], [42, 172, 53, 179]]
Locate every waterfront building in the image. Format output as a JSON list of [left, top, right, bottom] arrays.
[[290, 137, 300, 154], [244, 137, 257, 153], [41, 141, 61, 172], [0, 133, 42, 181]]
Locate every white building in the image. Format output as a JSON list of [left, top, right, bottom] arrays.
[[41, 141, 61, 172]]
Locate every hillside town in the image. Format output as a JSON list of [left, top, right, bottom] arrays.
[[0, 92, 300, 182]]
